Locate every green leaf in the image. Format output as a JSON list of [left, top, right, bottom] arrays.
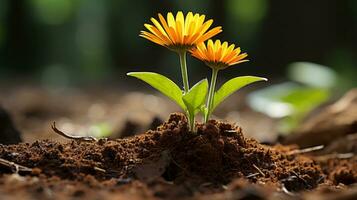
[[127, 72, 186, 110], [213, 76, 267, 111], [183, 79, 208, 115]]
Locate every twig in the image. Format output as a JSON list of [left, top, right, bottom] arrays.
[[335, 153, 354, 159], [252, 164, 265, 177], [317, 175, 325, 184], [246, 172, 260, 178], [0, 158, 32, 173], [224, 130, 237, 133], [93, 166, 106, 173], [287, 145, 324, 155], [314, 153, 354, 161], [281, 184, 297, 196], [51, 122, 97, 142]]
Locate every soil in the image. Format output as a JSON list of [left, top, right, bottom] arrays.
[[1, 113, 356, 199]]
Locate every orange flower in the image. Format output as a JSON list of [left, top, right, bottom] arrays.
[[191, 39, 249, 70], [140, 11, 222, 51]]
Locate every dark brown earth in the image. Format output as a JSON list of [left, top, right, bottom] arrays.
[[0, 113, 356, 200]]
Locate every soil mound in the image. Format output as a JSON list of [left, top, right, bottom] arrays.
[[0, 113, 356, 199]]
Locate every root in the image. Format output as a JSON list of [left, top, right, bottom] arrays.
[[51, 122, 97, 142], [0, 158, 32, 173]]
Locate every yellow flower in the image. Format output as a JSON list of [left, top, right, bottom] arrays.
[[191, 39, 249, 70], [140, 11, 222, 51]]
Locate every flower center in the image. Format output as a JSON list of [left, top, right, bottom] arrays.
[[206, 61, 229, 70], [168, 44, 196, 52]]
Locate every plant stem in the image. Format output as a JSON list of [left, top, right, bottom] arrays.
[[188, 111, 195, 132], [205, 68, 219, 123], [178, 50, 194, 131], [178, 51, 190, 93]]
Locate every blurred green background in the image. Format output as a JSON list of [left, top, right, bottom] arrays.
[[0, 0, 356, 89], [0, 0, 356, 137]]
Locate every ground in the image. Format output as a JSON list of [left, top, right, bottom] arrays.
[[0, 86, 356, 199]]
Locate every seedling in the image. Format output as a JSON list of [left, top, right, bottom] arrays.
[[128, 11, 267, 132]]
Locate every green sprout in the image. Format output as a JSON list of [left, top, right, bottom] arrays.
[[128, 11, 267, 132]]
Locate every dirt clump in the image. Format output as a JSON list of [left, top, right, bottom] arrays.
[[0, 113, 356, 199], [320, 157, 357, 186]]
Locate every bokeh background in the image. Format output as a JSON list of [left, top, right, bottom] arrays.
[[0, 0, 356, 142], [0, 0, 356, 87]]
